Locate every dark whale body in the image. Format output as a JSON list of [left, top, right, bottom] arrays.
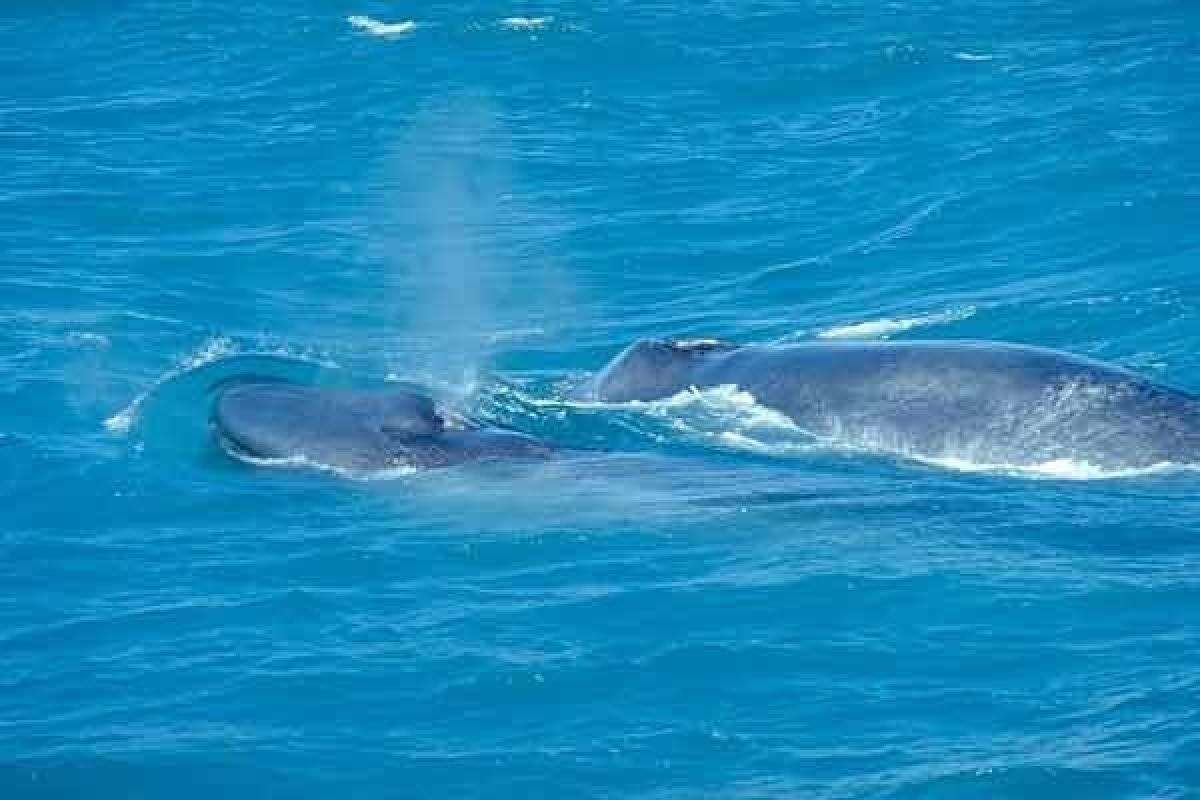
[[573, 338, 1200, 469], [213, 381, 554, 471]]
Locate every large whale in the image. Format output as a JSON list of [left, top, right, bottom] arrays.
[[572, 338, 1200, 469], [212, 380, 554, 471]]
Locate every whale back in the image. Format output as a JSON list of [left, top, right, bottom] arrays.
[[212, 381, 558, 471], [579, 338, 1200, 469], [696, 341, 1200, 468], [213, 382, 448, 468], [575, 337, 737, 402]]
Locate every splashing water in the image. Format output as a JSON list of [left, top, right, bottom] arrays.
[[104, 338, 339, 435], [570, 384, 1197, 480], [104, 337, 239, 434]]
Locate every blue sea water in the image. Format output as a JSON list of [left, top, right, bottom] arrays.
[[4, 1, 1200, 796]]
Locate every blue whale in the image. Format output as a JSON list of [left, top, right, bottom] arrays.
[[212, 381, 554, 471], [572, 338, 1200, 469]]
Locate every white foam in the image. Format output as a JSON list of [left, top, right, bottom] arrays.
[[712, 430, 817, 456], [562, 385, 819, 455], [347, 15, 416, 37], [103, 408, 137, 435], [647, 385, 796, 429], [219, 439, 418, 481], [499, 16, 552, 30], [816, 306, 976, 340], [915, 455, 1191, 481], [66, 331, 110, 349], [572, 383, 1192, 481], [554, 384, 777, 417], [954, 52, 995, 62]]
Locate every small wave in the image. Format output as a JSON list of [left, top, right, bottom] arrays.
[[954, 52, 996, 62], [499, 16, 552, 31], [816, 306, 976, 340], [104, 337, 238, 434], [485, 326, 545, 344], [104, 338, 338, 435], [65, 331, 110, 349], [347, 15, 416, 37]]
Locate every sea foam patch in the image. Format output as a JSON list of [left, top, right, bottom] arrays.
[[348, 15, 416, 37], [954, 52, 996, 62], [499, 16, 552, 31], [816, 306, 976, 340], [915, 454, 1191, 481]]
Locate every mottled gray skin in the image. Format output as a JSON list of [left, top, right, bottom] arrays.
[[213, 382, 554, 471], [573, 338, 1200, 468]]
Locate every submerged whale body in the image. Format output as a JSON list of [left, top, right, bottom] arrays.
[[213, 381, 554, 471], [573, 338, 1200, 470]]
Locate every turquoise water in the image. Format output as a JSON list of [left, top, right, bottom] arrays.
[[4, 2, 1200, 796]]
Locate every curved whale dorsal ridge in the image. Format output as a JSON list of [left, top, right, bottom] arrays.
[[572, 337, 742, 402], [373, 390, 445, 437]]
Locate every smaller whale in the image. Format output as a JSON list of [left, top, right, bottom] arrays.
[[212, 381, 554, 472], [572, 337, 1200, 470]]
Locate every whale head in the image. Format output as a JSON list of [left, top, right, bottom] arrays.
[[212, 382, 445, 469], [573, 337, 738, 402]]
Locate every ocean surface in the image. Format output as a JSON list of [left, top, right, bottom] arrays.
[[3, 2, 1200, 797]]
